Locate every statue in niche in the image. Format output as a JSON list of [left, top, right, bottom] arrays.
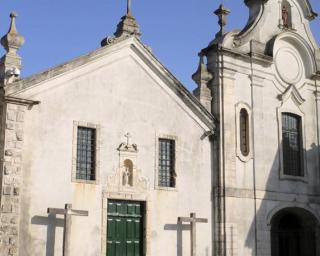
[[281, 1, 291, 29], [122, 159, 133, 187], [282, 6, 289, 28]]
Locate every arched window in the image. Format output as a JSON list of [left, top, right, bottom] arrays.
[[282, 113, 303, 176], [240, 108, 250, 156]]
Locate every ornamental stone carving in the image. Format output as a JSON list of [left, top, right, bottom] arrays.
[[106, 133, 148, 194]]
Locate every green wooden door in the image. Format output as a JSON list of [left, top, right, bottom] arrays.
[[107, 200, 144, 256]]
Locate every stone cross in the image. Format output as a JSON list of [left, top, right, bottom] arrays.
[[47, 204, 89, 256], [214, 4, 230, 37], [127, 0, 132, 15], [125, 132, 132, 145], [178, 213, 208, 256]]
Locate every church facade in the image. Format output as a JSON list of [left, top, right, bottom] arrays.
[[0, 0, 319, 256]]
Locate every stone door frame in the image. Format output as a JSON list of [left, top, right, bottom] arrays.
[[267, 204, 320, 256], [102, 192, 151, 256]]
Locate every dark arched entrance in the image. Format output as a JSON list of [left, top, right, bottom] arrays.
[[271, 208, 318, 256]]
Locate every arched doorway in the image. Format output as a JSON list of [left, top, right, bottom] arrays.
[[271, 207, 319, 256]]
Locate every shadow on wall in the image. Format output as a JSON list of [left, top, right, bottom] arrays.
[[31, 214, 64, 256], [164, 222, 210, 256], [244, 142, 320, 256], [164, 223, 190, 256]]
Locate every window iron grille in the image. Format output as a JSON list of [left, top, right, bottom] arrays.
[[158, 138, 176, 187], [76, 127, 96, 181], [282, 113, 303, 176]]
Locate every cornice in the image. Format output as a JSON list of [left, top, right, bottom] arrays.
[[203, 45, 273, 67]]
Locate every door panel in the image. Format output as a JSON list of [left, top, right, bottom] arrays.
[[107, 200, 144, 256]]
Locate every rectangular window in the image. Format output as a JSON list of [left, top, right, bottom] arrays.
[[158, 138, 176, 187], [282, 113, 303, 176], [76, 127, 96, 181]]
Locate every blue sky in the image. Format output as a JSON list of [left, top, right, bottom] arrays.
[[1, 0, 319, 91]]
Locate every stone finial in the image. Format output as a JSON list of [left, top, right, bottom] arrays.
[[192, 54, 213, 112], [214, 4, 230, 37], [192, 54, 213, 86], [101, 1, 141, 47], [1, 12, 25, 54], [113, 14, 141, 39], [0, 12, 25, 85]]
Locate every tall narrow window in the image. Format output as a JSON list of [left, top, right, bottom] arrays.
[[76, 127, 96, 180], [240, 108, 250, 156], [158, 138, 176, 187], [282, 113, 303, 176]]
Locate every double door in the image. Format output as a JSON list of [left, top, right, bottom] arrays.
[[107, 200, 144, 256]]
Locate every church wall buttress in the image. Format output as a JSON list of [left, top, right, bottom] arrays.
[[249, 74, 265, 191], [221, 70, 237, 188], [0, 103, 26, 256]]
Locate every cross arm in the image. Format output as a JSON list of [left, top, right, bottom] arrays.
[[47, 208, 66, 215], [195, 218, 208, 223], [70, 210, 89, 216], [178, 217, 192, 222], [47, 208, 88, 216], [178, 217, 208, 223]]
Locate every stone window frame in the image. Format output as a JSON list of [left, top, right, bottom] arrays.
[[236, 102, 253, 162], [72, 121, 100, 184], [281, 113, 303, 176], [154, 133, 179, 191], [277, 105, 308, 182]]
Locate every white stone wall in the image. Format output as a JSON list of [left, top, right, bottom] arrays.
[[205, 0, 320, 254], [11, 42, 213, 256], [207, 43, 320, 256], [0, 103, 27, 256]]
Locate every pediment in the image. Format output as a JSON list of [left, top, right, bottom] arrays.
[[245, 0, 317, 20], [7, 37, 216, 131], [297, 0, 318, 20], [278, 84, 305, 106], [223, 0, 318, 55]]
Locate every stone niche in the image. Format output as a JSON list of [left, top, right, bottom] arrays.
[[106, 134, 148, 194]]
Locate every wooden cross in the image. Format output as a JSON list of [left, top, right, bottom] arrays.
[[178, 213, 208, 256], [127, 0, 132, 15], [47, 204, 89, 256]]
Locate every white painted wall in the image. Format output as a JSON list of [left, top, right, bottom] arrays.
[[14, 41, 213, 256]]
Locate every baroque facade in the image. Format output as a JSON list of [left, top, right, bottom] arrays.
[[0, 0, 319, 256]]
